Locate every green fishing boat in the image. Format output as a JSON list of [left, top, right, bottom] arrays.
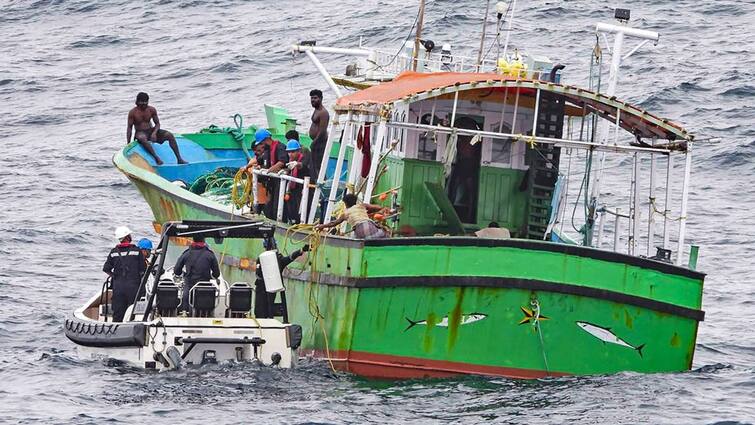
[[113, 10, 704, 378]]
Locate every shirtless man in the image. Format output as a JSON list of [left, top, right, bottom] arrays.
[[126, 92, 187, 165], [308, 89, 329, 181]]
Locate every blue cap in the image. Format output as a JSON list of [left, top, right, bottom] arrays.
[[137, 238, 153, 250], [254, 128, 272, 146], [286, 139, 301, 151]]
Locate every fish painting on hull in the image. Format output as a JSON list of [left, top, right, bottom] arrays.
[[405, 313, 487, 331], [577, 321, 646, 357]]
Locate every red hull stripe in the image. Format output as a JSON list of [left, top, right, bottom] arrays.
[[305, 349, 569, 379]]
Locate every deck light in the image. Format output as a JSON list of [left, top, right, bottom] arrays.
[[495, 1, 507, 20]]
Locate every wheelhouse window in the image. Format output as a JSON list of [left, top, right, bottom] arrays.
[[417, 113, 440, 161]]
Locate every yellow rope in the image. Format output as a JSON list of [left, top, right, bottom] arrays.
[[281, 223, 337, 373], [231, 168, 254, 210]]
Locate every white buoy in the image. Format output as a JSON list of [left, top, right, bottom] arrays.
[[259, 250, 284, 293]]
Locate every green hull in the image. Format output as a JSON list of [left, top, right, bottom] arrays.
[[115, 145, 705, 379]]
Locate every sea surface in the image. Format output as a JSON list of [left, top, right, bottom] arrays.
[[1, 0, 754, 423]]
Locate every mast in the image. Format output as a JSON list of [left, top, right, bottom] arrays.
[[412, 0, 426, 72], [476, 0, 491, 71], [586, 10, 659, 247]]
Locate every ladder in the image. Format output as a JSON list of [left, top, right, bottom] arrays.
[[526, 91, 565, 239]]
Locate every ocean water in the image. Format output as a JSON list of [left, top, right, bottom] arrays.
[[1, 0, 754, 423]]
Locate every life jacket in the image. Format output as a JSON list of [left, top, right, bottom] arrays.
[[289, 152, 303, 190]]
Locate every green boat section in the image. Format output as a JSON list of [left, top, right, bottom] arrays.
[[114, 99, 705, 378]]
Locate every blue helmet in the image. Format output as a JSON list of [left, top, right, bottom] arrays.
[[137, 238, 153, 250], [286, 139, 301, 151], [254, 128, 272, 146]]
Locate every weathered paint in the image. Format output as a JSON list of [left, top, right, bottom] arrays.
[[113, 133, 705, 379]]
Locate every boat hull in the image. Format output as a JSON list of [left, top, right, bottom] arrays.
[[116, 151, 705, 378]]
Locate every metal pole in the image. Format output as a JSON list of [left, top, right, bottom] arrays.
[[596, 209, 606, 248], [303, 50, 343, 98], [348, 123, 364, 186], [501, 0, 517, 59], [300, 176, 310, 223], [662, 154, 673, 249], [309, 119, 340, 223], [676, 145, 692, 265], [450, 91, 459, 127], [412, 0, 426, 72], [633, 152, 641, 255], [324, 120, 352, 222], [613, 208, 621, 252], [628, 153, 639, 255], [277, 179, 288, 222], [476, 0, 491, 71], [532, 88, 541, 138], [647, 147, 657, 256], [364, 120, 388, 199], [511, 87, 520, 132]]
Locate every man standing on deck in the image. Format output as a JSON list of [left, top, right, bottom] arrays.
[[126, 92, 188, 165], [174, 235, 220, 316], [103, 226, 145, 322], [308, 89, 329, 182]]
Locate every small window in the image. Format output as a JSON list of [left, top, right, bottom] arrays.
[[417, 113, 440, 161], [486, 121, 512, 166]]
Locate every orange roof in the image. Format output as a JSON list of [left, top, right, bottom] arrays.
[[334, 71, 692, 142], [336, 71, 514, 107]]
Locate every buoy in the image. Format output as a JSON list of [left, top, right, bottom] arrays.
[[259, 250, 284, 293], [379, 193, 388, 201]]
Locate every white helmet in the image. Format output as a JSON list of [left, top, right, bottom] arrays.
[[114, 226, 132, 241]]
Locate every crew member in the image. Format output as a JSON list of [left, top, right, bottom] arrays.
[[283, 139, 312, 223], [126, 92, 188, 165], [137, 238, 153, 268], [315, 193, 390, 239], [308, 89, 329, 182], [241, 128, 287, 219], [174, 235, 220, 316], [103, 226, 145, 322], [254, 242, 309, 318]]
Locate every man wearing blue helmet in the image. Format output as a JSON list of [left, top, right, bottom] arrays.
[[283, 139, 312, 223], [137, 238, 153, 269], [241, 128, 288, 219]]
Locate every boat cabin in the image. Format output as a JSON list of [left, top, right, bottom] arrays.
[[314, 71, 693, 246]]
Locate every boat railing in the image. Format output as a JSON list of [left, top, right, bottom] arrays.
[[595, 206, 628, 253], [251, 169, 312, 224], [368, 48, 553, 81]]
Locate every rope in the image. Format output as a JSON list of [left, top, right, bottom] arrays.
[[231, 168, 254, 210], [531, 298, 550, 375], [281, 224, 337, 373], [203, 113, 252, 160]]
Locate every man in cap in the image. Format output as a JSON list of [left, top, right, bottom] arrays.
[[174, 235, 220, 316], [283, 139, 313, 223], [241, 128, 288, 220], [126, 92, 188, 165], [103, 226, 146, 322]]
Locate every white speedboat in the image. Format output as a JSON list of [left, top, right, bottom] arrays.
[[65, 220, 302, 370]]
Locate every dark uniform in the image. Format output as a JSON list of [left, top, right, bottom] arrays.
[[174, 242, 220, 315], [103, 242, 145, 322], [260, 140, 288, 220], [254, 247, 307, 318]]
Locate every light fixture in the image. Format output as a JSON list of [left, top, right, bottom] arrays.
[[495, 1, 507, 20]]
